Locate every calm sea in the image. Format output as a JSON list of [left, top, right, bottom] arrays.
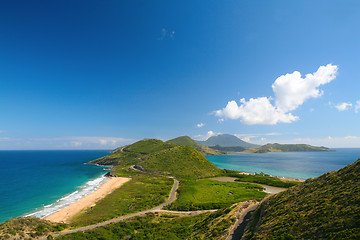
[[0, 150, 110, 223], [206, 148, 360, 180], [1, 149, 359, 223]]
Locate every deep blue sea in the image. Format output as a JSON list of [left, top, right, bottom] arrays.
[[0, 150, 110, 223], [206, 148, 360, 180]]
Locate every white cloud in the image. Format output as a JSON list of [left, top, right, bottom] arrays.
[[241, 136, 251, 142], [355, 100, 360, 113], [335, 102, 352, 111], [215, 64, 338, 125], [273, 64, 338, 112], [215, 97, 298, 125], [196, 123, 205, 128], [193, 131, 220, 141]]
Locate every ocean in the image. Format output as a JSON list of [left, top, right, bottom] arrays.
[[1, 149, 360, 224], [0, 150, 110, 223], [206, 148, 360, 180]]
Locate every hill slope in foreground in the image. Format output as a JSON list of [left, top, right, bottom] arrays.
[[166, 136, 225, 155], [244, 158, 360, 239], [243, 143, 333, 153], [89, 138, 223, 179]]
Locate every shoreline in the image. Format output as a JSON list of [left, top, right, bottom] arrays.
[[44, 176, 131, 223], [237, 171, 305, 182]]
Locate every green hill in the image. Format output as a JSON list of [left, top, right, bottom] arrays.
[[243, 143, 333, 153], [89, 138, 223, 179], [167, 136, 225, 155], [197, 133, 258, 149], [88, 139, 176, 166], [243, 159, 360, 239], [141, 145, 223, 179]]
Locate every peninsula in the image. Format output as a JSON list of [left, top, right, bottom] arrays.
[[0, 137, 356, 240]]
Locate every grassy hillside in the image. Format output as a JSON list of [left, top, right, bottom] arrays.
[[243, 159, 360, 239], [141, 146, 224, 179], [88, 139, 176, 166], [0, 217, 66, 239], [167, 136, 225, 155], [243, 143, 333, 153], [89, 138, 223, 179], [197, 134, 258, 149]]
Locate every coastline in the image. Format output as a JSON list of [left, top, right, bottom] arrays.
[[238, 171, 305, 182], [44, 176, 131, 223]]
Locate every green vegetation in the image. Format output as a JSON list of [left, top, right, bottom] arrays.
[[167, 179, 266, 211], [167, 136, 226, 155], [55, 204, 244, 240], [89, 139, 223, 180], [209, 145, 245, 152], [243, 159, 360, 239], [142, 146, 224, 179], [0, 217, 66, 239], [197, 133, 258, 149], [243, 143, 333, 153], [71, 173, 173, 226], [88, 139, 175, 166], [223, 170, 301, 188]]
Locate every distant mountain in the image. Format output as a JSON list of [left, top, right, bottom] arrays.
[[197, 134, 259, 149], [243, 143, 333, 153], [166, 136, 225, 155], [243, 158, 360, 239]]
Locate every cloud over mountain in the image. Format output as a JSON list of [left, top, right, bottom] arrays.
[[215, 64, 338, 125]]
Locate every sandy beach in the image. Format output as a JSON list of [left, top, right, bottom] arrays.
[[44, 177, 131, 223]]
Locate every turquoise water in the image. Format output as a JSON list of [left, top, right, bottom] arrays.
[[0, 150, 110, 223], [206, 148, 360, 180]]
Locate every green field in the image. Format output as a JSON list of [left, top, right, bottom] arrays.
[[167, 179, 267, 211], [71, 173, 173, 227], [223, 170, 300, 188]]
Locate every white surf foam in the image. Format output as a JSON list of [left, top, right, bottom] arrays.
[[25, 175, 109, 219]]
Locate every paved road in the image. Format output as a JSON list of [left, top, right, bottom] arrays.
[[39, 178, 179, 239]]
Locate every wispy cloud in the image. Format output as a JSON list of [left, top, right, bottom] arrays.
[[196, 123, 205, 128], [355, 100, 360, 113], [234, 132, 281, 143], [193, 131, 220, 141], [335, 102, 352, 111], [0, 136, 135, 150], [158, 28, 175, 40], [290, 135, 360, 148], [215, 64, 338, 125]]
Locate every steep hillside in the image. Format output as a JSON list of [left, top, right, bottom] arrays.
[[243, 159, 360, 239], [243, 143, 333, 153], [167, 136, 225, 155], [141, 146, 224, 179], [197, 134, 258, 149], [88, 139, 176, 166]]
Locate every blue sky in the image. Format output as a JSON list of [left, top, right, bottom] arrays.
[[1, 0, 360, 149]]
